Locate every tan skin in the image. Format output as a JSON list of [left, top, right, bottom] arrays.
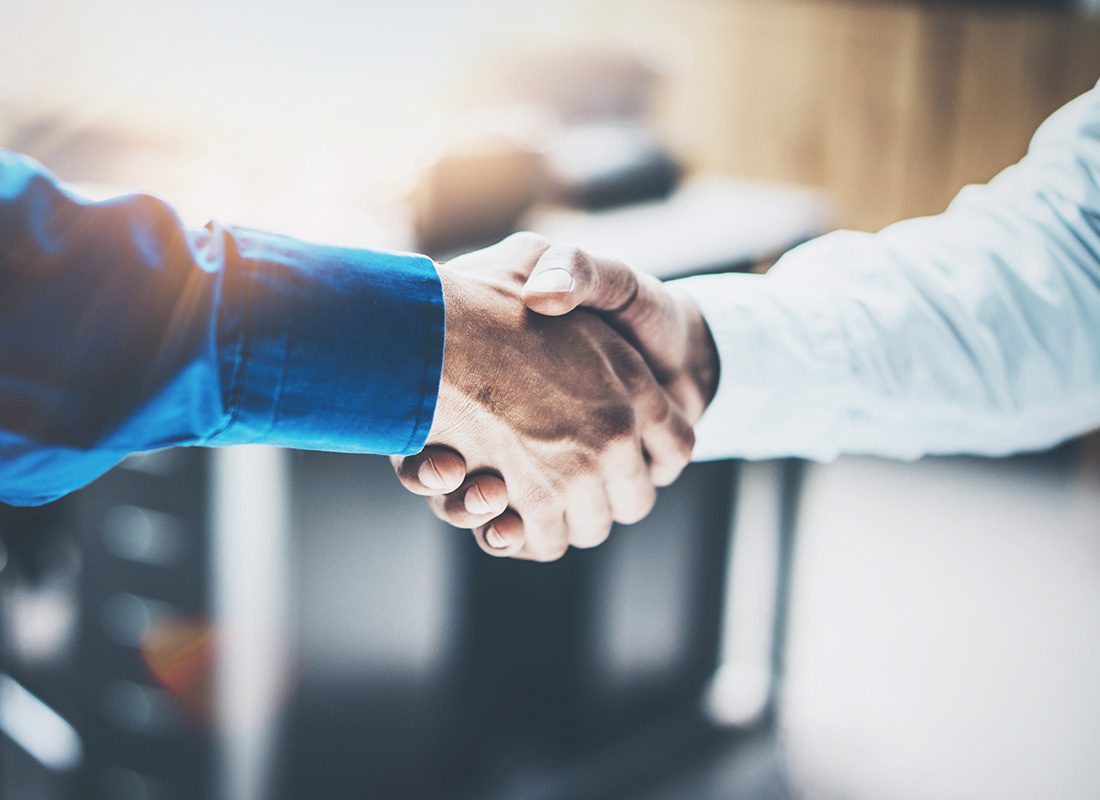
[[395, 234, 699, 562], [393, 232, 720, 561]]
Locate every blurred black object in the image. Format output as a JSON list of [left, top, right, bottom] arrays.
[[1, 450, 215, 800], [412, 122, 685, 256], [412, 46, 832, 267], [541, 123, 681, 211], [412, 122, 686, 256], [527, 176, 832, 280], [1, 448, 805, 800], [281, 453, 737, 800], [412, 48, 687, 258]]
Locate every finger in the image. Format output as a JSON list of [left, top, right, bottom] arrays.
[[511, 507, 570, 562], [521, 244, 598, 315], [564, 482, 614, 550], [524, 254, 685, 390], [607, 270, 669, 330], [473, 510, 526, 558], [463, 473, 509, 517], [523, 246, 641, 317], [602, 438, 658, 526], [427, 474, 506, 529], [620, 350, 695, 486], [391, 447, 467, 495], [426, 494, 469, 529], [640, 402, 696, 487], [601, 271, 684, 386]]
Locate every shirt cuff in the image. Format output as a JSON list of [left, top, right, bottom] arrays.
[[210, 227, 444, 456], [670, 269, 852, 462]]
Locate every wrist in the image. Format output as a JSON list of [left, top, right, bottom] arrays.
[[673, 286, 720, 418], [429, 267, 470, 443], [427, 266, 510, 445]]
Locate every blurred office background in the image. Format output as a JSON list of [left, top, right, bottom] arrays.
[[2, 0, 1100, 798]]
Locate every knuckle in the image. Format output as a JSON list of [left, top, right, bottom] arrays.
[[429, 498, 464, 527], [553, 244, 586, 272], [677, 420, 695, 451], [636, 271, 663, 296], [565, 449, 599, 479], [534, 542, 569, 562], [679, 424, 697, 458], [443, 489, 471, 516], [616, 352, 650, 392], [633, 271, 663, 300], [615, 487, 657, 525], [393, 456, 417, 483], [508, 230, 550, 252], [651, 460, 683, 488], [571, 523, 611, 549], [593, 404, 636, 444]]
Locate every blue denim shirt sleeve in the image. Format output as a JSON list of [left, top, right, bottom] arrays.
[[0, 150, 444, 506]]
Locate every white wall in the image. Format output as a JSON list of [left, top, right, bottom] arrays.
[[781, 447, 1100, 800]]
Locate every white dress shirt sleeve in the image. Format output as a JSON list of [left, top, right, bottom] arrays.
[[672, 81, 1100, 462]]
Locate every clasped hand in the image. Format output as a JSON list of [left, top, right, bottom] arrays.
[[392, 233, 719, 561]]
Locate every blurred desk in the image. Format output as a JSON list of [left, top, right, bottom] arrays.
[[527, 176, 831, 279]]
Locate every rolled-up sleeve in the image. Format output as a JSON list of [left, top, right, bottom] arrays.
[[0, 151, 444, 506]]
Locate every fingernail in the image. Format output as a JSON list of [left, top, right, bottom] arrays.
[[465, 484, 493, 515], [485, 526, 509, 549], [418, 457, 446, 490], [527, 268, 573, 293]]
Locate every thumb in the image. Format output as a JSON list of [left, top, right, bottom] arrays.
[[521, 244, 639, 317]]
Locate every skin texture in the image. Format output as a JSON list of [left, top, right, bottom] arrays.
[[523, 243, 719, 423], [392, 233, 697, 562]]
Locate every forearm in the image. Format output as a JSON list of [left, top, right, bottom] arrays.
[[0, 151, 443, 505], [675, 84, 1100, 462]]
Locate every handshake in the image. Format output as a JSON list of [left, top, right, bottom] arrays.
[[391, 233, 720, 562]]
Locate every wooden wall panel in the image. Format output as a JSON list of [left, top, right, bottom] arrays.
[[633, 0, 1100, 230]]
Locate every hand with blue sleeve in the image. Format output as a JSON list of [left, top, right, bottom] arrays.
[[0, 153, 696, 561], [0, 149, 444, 505]]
